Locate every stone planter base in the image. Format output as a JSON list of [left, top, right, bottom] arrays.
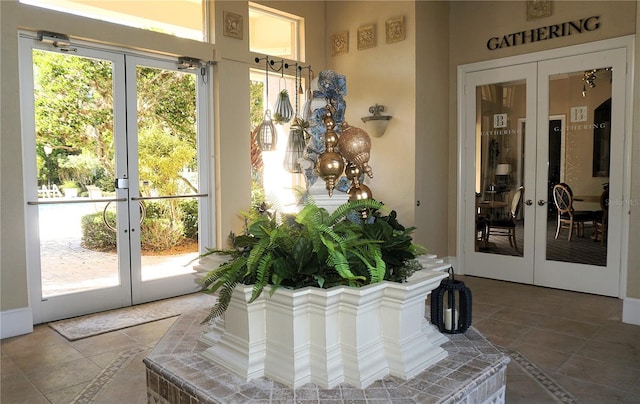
[[200, 259, 450, 389], [144, 310, 509, 404]]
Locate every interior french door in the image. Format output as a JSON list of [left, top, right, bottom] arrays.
[[460, 40, 630, 297], [20, 34, 211, 323]]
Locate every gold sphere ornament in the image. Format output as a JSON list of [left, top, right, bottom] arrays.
[[348, 183, 373, 202], [344, 162, 361, 181], [337, 122, 373, 178], [325, 128, 339, 148], [317, 151, 345, 197], [323, 109, 335, 130]]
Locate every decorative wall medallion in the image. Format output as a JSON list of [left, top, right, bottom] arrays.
[[223, 11, 243, 39], [527, 0, 552, 20], [357, 24, 376, 50], [386, 16, 405, 44], [331, 31, 349, 56]]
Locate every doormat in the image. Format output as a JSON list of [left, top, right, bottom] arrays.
[[49, 292, 215, 341]]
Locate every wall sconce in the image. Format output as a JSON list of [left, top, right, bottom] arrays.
[[361, 104, 392, 137]]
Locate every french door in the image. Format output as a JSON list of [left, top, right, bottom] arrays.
[[460, 39, 632, 297], [20, 34, 212, 323]]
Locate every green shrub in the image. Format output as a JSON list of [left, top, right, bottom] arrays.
[[179, 199, 198, 240], [143, 201, 165, 219], [81, 212, 117, 251], [141, 217, 183, 252], [81, 200, 193, 253], [95, 173, 115, 192]]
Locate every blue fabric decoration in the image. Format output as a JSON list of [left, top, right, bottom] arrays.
[[302, 70, 349, 192]]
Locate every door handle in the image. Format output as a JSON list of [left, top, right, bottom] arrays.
[[538, 199, 547, 206], [525, 199, 533, 206]]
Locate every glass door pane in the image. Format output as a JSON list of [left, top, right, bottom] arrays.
[[474, 80, 526, 257], [33, 50, 122, 297], [535, 47, 626, 297], [21, 39, 132, 323], [545, 69, 611, 266], [132, 63, 201, 283]]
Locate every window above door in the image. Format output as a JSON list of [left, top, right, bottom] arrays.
[[20, 0, 206, 41]]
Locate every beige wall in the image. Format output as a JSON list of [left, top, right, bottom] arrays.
[[415, 1, 450, 256], [324, 1, 437, 251], [448, 1, 638, 301], [0, 0, 327, 316]]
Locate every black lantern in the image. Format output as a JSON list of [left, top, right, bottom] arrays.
[[430, 267, 472, 334]]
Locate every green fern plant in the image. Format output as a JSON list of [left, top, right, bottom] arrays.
[[199, 199, 426, 323]]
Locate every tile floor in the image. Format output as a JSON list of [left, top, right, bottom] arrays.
[[2, 276, 640, 403]]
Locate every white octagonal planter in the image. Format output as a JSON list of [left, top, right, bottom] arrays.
[[200, 257, 450, 389]]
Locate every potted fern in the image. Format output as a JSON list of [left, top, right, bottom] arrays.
[[198, 199, 450, 389], [200, 199, 422, 320]]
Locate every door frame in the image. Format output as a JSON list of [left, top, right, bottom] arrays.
[[456, 35, 634, 298]]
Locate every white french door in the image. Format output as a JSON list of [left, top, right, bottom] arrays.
[[20, 34, 212, 323], [459, 38, 632, 297], [462, 63, 538, 285]]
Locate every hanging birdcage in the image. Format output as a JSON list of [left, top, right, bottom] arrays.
[[257, 110, 277, 151], [284, 118, 306, 173], [256, 57, 277, 151]]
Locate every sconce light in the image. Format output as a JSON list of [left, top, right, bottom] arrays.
[[361, 104, 392, 138]]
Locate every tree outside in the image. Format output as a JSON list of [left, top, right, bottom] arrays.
[[33, 50, 199, 253]]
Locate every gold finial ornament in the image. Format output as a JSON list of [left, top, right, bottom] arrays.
[[317, 151, 344, 197], [317, 107, 345, 197], [345, 162, 373, 203], [315, 100, 375, 200]]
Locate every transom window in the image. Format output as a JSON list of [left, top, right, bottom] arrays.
[[249, 3, 301, 61], [20, 0, 206, 41]]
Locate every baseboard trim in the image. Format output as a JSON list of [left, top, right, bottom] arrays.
[[1, 307, 33, 339], [622, 297, 640, 326]]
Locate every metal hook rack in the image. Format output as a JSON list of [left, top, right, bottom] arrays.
[[254, 56, 310, 76]]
